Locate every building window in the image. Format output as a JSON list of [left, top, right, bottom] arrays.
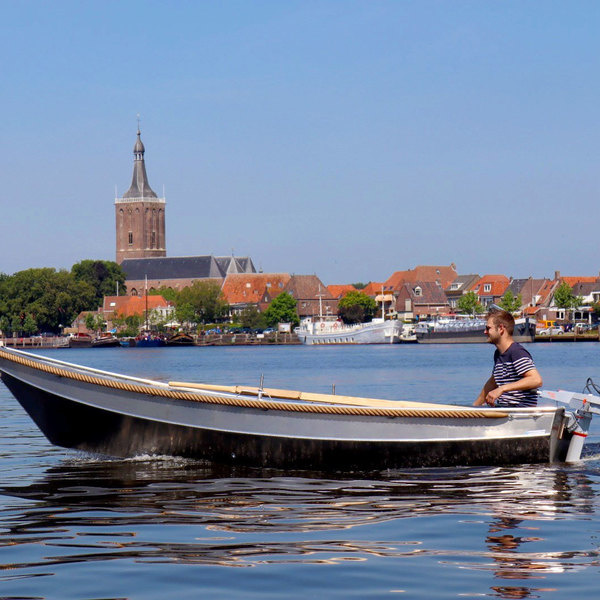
[[128, 232, 133, 245], [484, 284, 491, 293], [151, 231, 156, 247], [414, 286, 422, 296]]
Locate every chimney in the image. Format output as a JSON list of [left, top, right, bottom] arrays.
[[554, 270, 561, 280]]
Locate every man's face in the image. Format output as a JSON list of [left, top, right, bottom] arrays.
[[485, 319, 502, 344]]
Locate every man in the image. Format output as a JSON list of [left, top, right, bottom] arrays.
[[474, 309, 542, 407]]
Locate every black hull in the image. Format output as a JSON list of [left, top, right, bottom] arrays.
[[1, 372, 565, 470], [417, 322, 537, 344]]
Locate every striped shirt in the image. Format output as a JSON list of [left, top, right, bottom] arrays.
[[492, 342, 538, 407]]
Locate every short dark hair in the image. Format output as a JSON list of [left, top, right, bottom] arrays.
[[486, 308, 515, 335]]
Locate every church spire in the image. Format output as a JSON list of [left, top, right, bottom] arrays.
[[123, 128, 158, 199]]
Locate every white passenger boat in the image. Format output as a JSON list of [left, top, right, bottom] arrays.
[[295, 317, 404, 344], [1, 345, 598, 469]]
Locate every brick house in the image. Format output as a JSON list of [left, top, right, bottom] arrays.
[[395, 281, 450, 320], [284, 275, 337, 319], [445, 274, 480, 311], [221, 273, 292, 315], [469, 275, 510, 307]]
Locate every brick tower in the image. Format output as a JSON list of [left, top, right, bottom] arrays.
[[115, 129, 166, 264]]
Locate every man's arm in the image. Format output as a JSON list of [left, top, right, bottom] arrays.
[[484, 368, 543, 406], [474, 375, 497, 406]]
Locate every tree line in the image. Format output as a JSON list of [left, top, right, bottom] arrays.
[[0, 260, 126, 336]]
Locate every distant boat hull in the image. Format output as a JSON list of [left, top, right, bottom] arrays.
[[416, 318, 537, 344], [297, 319, 404, 345], [166, 332, 195, 346], [135, 336, 166, 348], [91, 337, 121, 348]]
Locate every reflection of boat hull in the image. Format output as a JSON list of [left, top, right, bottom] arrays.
[[416, 318, 537, 344], [0, 346, 572, 469], [297, 320, 404, 345]]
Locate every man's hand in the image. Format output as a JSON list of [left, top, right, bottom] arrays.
[[485, 386, 504, 406]]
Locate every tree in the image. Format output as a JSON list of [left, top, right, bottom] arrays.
[[498, 290, 522, 314], [553, 282, 582, 321], [239, 306, 267, 330], [337, 291, 377, 324], [457, 291, 485, 315], [263, 292, 299, 327], [149, 286, 178, 303], [85, 313, 106, 334], [71, 260, 127, 306], [176, 281, 228, 325], [0, 268, 96, 333], [22, 314, 37, 336]]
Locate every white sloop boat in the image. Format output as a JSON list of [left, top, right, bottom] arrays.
[[0, 345, 598, 470], [295, 317, 404, 344]]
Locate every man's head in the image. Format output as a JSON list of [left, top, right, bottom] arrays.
[[485, 308, 515, 344]]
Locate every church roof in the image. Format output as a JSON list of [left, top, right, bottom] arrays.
[[123, 129, 158, 199], [121, 255, 256, 281]]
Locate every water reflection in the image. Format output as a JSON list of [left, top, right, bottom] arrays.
[[1, 459, 599, 587]]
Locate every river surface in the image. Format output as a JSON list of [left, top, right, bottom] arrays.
[[1, 343, 600, 599]]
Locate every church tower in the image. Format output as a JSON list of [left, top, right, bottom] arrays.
[[115, 129, 166, 264]]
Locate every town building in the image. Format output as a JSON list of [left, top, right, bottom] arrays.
[[384, 264, 458, 292], [115, 129, 166, 264], [469, 274, 510, 307], [221, 273, 292, 315], [395, 281, 450, 320], [284, 275, 337, 319], [444, 274, 480, 311], [115, 129, 256, 294]]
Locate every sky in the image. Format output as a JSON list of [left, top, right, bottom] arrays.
[[1, 1, 599, 285]]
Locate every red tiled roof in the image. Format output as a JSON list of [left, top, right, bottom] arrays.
[[102, 295, 171, 317], [469, 274, 510, 298], [361, 282, 384, 296], [221, 273, 291, 305], [561, 276, 598, 287], [327, 284, 358, 299], [384, 265, 458, 291]]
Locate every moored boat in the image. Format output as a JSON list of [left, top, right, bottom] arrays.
[[166, 332, 195, 346], [296, 317, 404, 345], [1, 345, 597, 470], [415, 316, 536, 344], [68, 333, 93, 348], [135, 334, 166, 348], [91, 335, 121, 348]]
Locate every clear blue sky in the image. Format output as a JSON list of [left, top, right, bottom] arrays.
[[1, 1, 599, 284]]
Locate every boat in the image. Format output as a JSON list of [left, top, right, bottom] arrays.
[[91, 334, 121, 348], [166, 332, 195, 346], [68, 332, 93, 348], [295, 287, 407, 345], [1, 344, 597, 470], [415, 316, 537, 344], [134, 279, 167, 347], [135, 333, 166, 348], [296, 316, 405, 344]]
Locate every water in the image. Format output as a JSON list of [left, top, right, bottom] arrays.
[[1, 343, 600, 599]]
